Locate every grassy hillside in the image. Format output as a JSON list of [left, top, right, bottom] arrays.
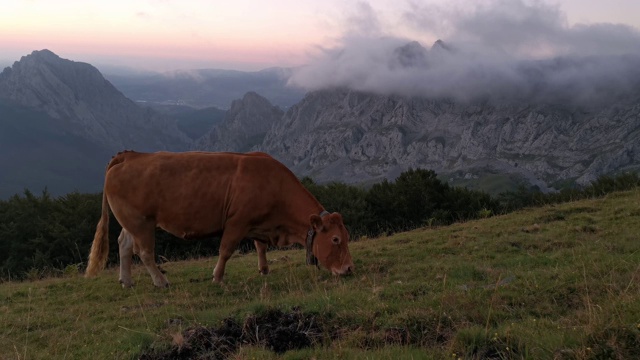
[[2, 190, 639, 359]]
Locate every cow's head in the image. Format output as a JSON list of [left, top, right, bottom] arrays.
[[309, 212, 354, 275]]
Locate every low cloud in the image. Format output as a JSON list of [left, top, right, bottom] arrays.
[[289, 0, 640, 106]]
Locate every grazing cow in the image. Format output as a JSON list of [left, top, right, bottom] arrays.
[[85, 151, 354, 287]]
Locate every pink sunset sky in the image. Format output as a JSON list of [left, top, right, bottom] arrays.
[[1, 0, 640, 72]]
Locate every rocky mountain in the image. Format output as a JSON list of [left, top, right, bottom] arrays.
[[2, 49, 638, 198], [195, 92, 284, 152], [256, 88, 640, 191], [0, 50, 190, 152], [0, 50, 190, 197]]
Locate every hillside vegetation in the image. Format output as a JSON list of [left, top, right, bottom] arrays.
[[2, 189, 639, 359]]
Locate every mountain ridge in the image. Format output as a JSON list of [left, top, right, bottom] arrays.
[[1, 49, 639, 198], [256, 88, 640, 189]]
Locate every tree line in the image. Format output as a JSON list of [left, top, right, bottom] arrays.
[[1, 169, 639, 280]]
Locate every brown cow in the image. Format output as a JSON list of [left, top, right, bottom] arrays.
[[85, 151, 354, 287]]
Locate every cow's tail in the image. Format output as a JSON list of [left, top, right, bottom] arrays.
[[85, 152, 130, 277], [85, 189, 110, 277]]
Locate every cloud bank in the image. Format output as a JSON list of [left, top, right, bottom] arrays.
[[289, 0, 640, 106]]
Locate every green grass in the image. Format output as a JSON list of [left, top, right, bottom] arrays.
[[2, 189, 640, 359]]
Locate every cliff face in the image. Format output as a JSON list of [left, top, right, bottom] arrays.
[[0, 50, 190, 152], [259, 89, 640, 188], [194, 92, 284, 152]]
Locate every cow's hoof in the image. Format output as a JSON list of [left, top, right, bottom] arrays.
[[119, 279, 134, 288], [258, 267, 270, 275], [152, 278, 170, 288]]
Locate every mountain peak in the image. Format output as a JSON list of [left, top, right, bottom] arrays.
[[196, 91, 284, 152], [30, 49, 59, 59], [0, 49, 110, 106], [431, 39, 453, 52], [0, 49, 64, 80], [242, 91, 265, 101], [20, 49, 68, 67], [392, 41, 428, 68], [240, 91, 273, 105], [0, 49, 190, 152]]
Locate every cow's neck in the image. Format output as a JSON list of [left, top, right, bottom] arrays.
[[286, 196, 325, 247]]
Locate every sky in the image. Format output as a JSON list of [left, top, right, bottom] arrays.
[[1, 0, 640, 72]]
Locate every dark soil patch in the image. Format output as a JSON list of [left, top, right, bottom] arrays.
[[243, 308, 323, 353], [140, 306, 512, 358], [139, 308, 324, 359]]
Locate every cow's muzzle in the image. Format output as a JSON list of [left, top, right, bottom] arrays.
[[332, 263, 354, 276]]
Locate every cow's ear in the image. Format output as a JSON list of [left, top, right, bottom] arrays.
[[310, 214, 324, 231], [329, 212, 343, 224]]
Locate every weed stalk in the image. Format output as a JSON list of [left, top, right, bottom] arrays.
[[485, 273, 502, 336]]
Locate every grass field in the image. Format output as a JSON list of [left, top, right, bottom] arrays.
[[1, 189, 639, 359]]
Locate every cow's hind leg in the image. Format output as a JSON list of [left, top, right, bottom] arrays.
[[134, 228, 169, 288], [118, 229, 135, 288], [255, 240, 269, 275]]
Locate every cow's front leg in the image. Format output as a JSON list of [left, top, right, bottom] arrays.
[[255, 240, 269, 275], [213, 226, 244, 284], [213, 247, 232, 284], [118, 229, 134, 288]]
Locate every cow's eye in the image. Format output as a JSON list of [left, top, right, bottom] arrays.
[[332, 236, 340, 245]]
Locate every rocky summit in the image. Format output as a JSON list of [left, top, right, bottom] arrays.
[[0, 50, 189, 152], [194, 92, 283, 152]]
